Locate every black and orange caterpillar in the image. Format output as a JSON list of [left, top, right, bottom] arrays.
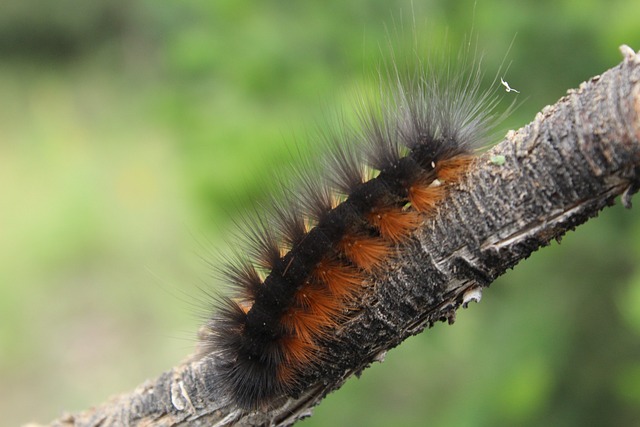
[[197, 41, 509, 410]]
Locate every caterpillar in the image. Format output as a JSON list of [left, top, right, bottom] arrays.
[[197, 39, 509, 411]]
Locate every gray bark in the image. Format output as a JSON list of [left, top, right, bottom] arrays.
[[35, 46, 640, 427]]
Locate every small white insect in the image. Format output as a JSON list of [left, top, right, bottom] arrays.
[[462, 287, 483, 308], [373, 350, 387, 363], [500, 77, 520, 93]]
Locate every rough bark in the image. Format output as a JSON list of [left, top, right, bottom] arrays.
[[35, 46, 640, 427]]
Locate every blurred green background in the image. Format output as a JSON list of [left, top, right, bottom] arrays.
[[1, 0, 640, 426]]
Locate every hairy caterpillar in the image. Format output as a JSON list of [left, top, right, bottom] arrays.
[[197, 38, 511, 411]]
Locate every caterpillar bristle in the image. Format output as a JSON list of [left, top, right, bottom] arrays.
[[323, 130, 366, 195], [293, 162, 335, 223], [217, 254, 262, 300], [278, 336, 316, 376], [436, 155, 475, 182], [281, 306, 332, 343], [359, 107, 404, 171], [233, 213, 281, 271], [312, 259, 364, 299], [367, 207, 421, 242], [268, 190, 307, 248], [199, 30, 510, 411], [291, 282, 344, 318], [408, 180, 446, 212], [339, 234, 390, 271]]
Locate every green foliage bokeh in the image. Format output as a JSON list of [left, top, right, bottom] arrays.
[[1, 1, 639, 426]]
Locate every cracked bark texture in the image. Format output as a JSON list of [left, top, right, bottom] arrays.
[[36, 46, 640, 427]]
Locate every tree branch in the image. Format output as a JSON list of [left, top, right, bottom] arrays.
[[37, 46, 640, 427]]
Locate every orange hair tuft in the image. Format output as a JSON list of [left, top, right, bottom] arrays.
[[367, 207, 421, 242], [339, 234, 389, 271], [312, 259, 364, 299], [408, 181, 446, 212], [435, 155, 474, 182]]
